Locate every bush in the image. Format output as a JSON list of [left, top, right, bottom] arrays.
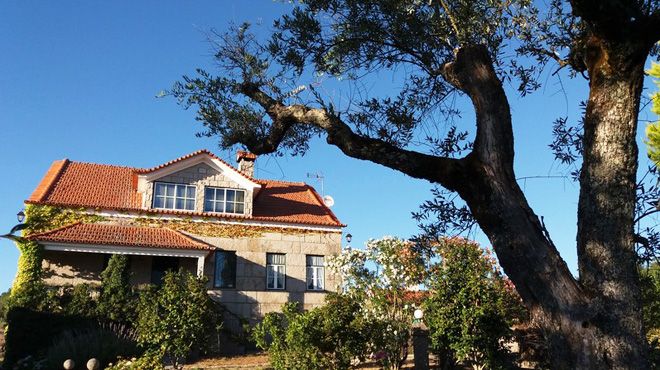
[[135, 270, 219, 368], [253, 294, 371, 370], [423, 238, 525, 370], [3, 308, 97, 368], [98, 254, 135, 323], [39, 323, 140, 369]]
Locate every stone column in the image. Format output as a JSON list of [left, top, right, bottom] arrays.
[[412, 322, 429, 370]]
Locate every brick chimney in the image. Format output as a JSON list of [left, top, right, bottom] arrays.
[[236, 150, 257, 178]]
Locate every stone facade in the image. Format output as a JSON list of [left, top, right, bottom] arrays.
[[142, 163, 255, 216]]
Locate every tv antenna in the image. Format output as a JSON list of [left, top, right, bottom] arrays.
[[306, 172, 325, 195]]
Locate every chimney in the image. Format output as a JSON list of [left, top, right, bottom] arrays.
[[236, 150, 257, 178]]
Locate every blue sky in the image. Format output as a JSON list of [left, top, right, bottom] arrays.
[[0, 1, 657, 292]]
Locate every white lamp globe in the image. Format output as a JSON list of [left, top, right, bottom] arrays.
[[414, 309, 424, 320]]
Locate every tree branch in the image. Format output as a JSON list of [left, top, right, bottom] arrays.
[[441, 45, 514, 171], [237, 83, 465, 190]]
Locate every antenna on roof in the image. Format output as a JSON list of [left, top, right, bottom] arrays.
[[306, 172, 325, 196]]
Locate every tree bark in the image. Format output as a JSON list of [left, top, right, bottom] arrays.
[[575, 35, 650, 369]]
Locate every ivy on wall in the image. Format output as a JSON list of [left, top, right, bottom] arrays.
[[132, 217, 328, 238], [10, 205, 106, 309]]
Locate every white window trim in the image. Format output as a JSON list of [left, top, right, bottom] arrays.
[[153, 182, 197, 211], [204, 186, 247, 215], [266, 254, 286, 290], [306, 256, 325, 291]]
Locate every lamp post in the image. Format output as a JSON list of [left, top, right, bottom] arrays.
[[412, 308, 429, 369], [1, 210, 27, 242]]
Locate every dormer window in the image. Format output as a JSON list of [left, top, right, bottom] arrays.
[[204, 187, 246, 214], [153, 182, 196, 211]]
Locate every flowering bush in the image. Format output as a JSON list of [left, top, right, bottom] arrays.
[[327, 237, 425, 369]]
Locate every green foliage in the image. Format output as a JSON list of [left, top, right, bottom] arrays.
[[63, 284, 98, 318], [423, 238, 524, 369], [98, 254, 136, 323], [647, 62, 660, 166], [253, 295, 371, 370], [0, 288, 11, 323], [135, 270, 218, 368], [39, 323, 140, 370], [640, 262, 660, 369]]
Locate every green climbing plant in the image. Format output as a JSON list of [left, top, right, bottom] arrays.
[[646, 62, 660, 166]]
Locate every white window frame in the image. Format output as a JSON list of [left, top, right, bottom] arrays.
[[152, 182, 196, 211], [306, 255, 325, 291], [266, 253, 286, 290], [204, 187, 246, 214]]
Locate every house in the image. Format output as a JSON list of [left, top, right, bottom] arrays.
[[23, 149, 344, 326]]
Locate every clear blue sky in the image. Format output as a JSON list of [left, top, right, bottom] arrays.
[[0, 1, 657, 292]]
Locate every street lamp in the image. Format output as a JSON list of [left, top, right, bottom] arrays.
[[344, 233, 352, 251], [1, 209, 27, 242]]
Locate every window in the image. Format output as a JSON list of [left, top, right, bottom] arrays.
[[204, 187, 246, 214], [214, 251, 237, 289], [306, 255, 325, 291], [266, 253, 286, 290], [153, 182, 196, 211]]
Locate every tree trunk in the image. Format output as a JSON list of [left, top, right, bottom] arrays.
[[444, 41, 651, 369], [574, 36, 650, 369]]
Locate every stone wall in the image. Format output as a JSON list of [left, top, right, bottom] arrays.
[[198, 230, 342, 328], [142, 162, 254, 216]]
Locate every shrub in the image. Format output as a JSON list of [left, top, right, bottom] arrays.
[[253, 294, 371, 370], [423, 238, 525, 370], [62, 284, 98, 318], [98, 254, 135, 323], [135, 270, 218, 368], [39, 323, 140, 369], [3, 308, 97, 368]]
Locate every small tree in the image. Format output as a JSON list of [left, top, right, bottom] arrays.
[[98, 254, 135, 323], [135, 270, 217, 369], [423, 238, 525, 370], [253, 295, 371, 370], [328, 237, 425, 369]]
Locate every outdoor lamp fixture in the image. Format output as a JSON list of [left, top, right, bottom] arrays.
[[1, 209, 28, 242], [414, 309, 424, 320], [346, 233, 352, 244]]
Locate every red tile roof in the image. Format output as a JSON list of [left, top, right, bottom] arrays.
[[236, 150, 257, 161], [26, 151, 343, 227], [29, 222, 214, 251]]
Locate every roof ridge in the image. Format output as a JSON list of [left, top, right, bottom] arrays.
[[68, 160, 139, 171], [257, 179, 306, 186], [135, 149, 260, 183], [27, 221, 83, 239]]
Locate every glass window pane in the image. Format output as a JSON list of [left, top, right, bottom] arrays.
[[236, 191, 245, 202], [165, 198, 174, 209], [176, 185, 186, 197], [155, 183, 166, 196], [186, 199, 195, 210], [175, 198, 185, 209], [226, 202, 235, 213], [205, 188, 215, 200], [216, 190, 225, 201], [226, 190, 235, 202], [187, 186, 196, 198], [204, 199, 213, 212], [166, 184, 175, 196], [235, 203, 245, 214], [154, 196, 164, 208]]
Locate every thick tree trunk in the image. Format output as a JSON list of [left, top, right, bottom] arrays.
[[444, 42, 651, 369], [575, 36, 650, 369]]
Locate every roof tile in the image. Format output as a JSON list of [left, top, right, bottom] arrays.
[[29, 222, 214, 251]]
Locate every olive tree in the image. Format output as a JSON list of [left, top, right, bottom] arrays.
[[168, 1, 660, 368]]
